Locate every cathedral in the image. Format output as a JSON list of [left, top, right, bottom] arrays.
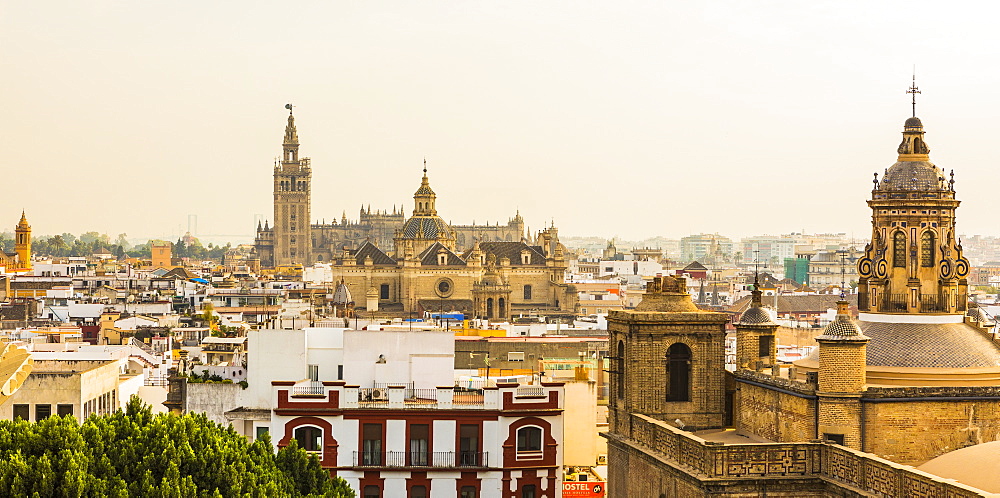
[[254, 108, 574, 318], [0, 212, 32, 272], [605, 106, 1000, 496], [254, 109, 526, 268]]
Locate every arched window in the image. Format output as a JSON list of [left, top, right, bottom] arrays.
[[921, 231, 935, 267], [616, 341, 626, 399], [293, 425, 322, 453], [486, 298, 494, 319], [666, 343, 691, 402], [516, 426, 543, 453], [523, 285, 532, 300], [498, 297, 506, 318], [893, 232, 906, 267]]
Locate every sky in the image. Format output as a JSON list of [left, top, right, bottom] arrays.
[[3, 1, 1000, 244]]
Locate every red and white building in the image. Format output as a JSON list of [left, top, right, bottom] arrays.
[[246, 327, 565, 498]]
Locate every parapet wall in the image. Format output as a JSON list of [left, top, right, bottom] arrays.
[[605, 412, 990, 497]]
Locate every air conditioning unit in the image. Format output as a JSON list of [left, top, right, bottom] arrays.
[[596, 454, 608, 465], [371, 388, 388, 401]]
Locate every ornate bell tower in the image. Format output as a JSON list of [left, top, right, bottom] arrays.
[[856, 85, 969, 315], [272, 105, 312, 266]]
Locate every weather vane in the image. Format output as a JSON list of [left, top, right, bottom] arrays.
[[285, 103, 294, 115], [907, 70, 920, 117]]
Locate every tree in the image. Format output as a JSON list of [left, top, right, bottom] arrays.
[[0, 397, 354, 497]]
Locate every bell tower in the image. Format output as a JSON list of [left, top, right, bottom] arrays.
[[272, 104, 312, 266], [14, 211, 31, 270], [856, 114, 969, 315]]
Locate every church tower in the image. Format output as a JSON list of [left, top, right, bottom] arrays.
[[272, 105, 312, 266], [14, 211, 31, 270], [856, 111, 970, 315]]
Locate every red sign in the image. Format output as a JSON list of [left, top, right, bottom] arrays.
[[562, 481, 606, 498]]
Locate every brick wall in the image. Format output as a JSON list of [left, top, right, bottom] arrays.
[[736, 380, 816, 442]]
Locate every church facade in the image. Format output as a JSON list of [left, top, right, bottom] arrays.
[[604, 111, 1000, 496], [254, 110, 525, 268]]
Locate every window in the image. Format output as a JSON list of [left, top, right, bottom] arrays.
[[523, 285, 532, 300], [824, 433, 845, 445], [294, 426, 322, 453], [437, 280, 451, 295], [57, 404, 74, 417], [255, 427, 269, 441], [410, 485, 427, 498], [666, 343, 692, 402], [516, 426, 543, 453], [522, 485, 536, 498], [363, 423, 382, 465], [508, 351, 525, 362], [380, 284, 389, 300], [893, 232, 906, 267], [307, 364, 319, 382], [460, 486, 477, 498], [337, 365, 344, 380], [13, 404, 28, 420], [363, 485, 380, 498], [459, 424, 479, 466], [409, 424, 429, 466], [36, 404, 52, 421], [758, 335, 773, 358], [921, 231, 935, 267], [617, 341, 625, 399]]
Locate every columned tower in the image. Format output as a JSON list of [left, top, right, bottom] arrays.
[[856, 116, 969, 314], [272, 106, 312, 266]]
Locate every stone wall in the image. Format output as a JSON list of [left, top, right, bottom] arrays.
[[863, 396, 1000, 465], [735, 375, 816, 443]]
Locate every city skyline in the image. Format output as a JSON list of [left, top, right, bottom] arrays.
[[4, 2, 1000, 242]]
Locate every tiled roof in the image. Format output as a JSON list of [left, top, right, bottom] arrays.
[[401, 216, 451, 239], [803, 320, 1000, 369], [476, 242, 546, 266], [683, 261, 708, 271], [730, 294, 857, 314], [418, 242, 466, 266], [353, 242, 396, 265]]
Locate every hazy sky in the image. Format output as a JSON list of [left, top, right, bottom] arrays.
[[3, 1, 1000, 244]]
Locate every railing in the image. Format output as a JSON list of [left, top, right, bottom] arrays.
[[879, 293, 908, 312], [145, 376, 169, 387], [292, 382, 324, 395], [355, 387, 486, 407], [352, 451, 490, 468], [516, 386, 545, 398], [920, 294, 944, 312]]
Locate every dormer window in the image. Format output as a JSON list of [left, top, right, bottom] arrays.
[[438, 252, 448, 265]]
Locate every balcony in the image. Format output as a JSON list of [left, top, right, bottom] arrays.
[[352, 451, 490, 468], [292, 382, 325, 396]]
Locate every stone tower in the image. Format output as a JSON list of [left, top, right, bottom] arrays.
[[857, 116, 969, 314], [734, 276, 778, 371], [815, 300, 869, 448], [272, 107, 312, 267], [14, 211, 31, 270], [607, 275, 729, 432]]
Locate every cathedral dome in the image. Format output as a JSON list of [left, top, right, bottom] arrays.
[[904, 116, 923, 130], [401, 216, 453, 240], [879, 161, 947, 191]]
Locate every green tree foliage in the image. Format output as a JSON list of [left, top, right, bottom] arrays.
[[0, 397, 354, 497]]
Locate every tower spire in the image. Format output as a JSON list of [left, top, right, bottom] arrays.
[[907, 70, 920, 117]]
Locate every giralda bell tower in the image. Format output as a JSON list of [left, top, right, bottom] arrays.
[[273, 104, 312, 266]]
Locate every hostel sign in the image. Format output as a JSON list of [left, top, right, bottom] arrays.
[[562, 481, 605, 498]]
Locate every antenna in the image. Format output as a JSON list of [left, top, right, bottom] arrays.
[[907, 69, 920, 117]]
